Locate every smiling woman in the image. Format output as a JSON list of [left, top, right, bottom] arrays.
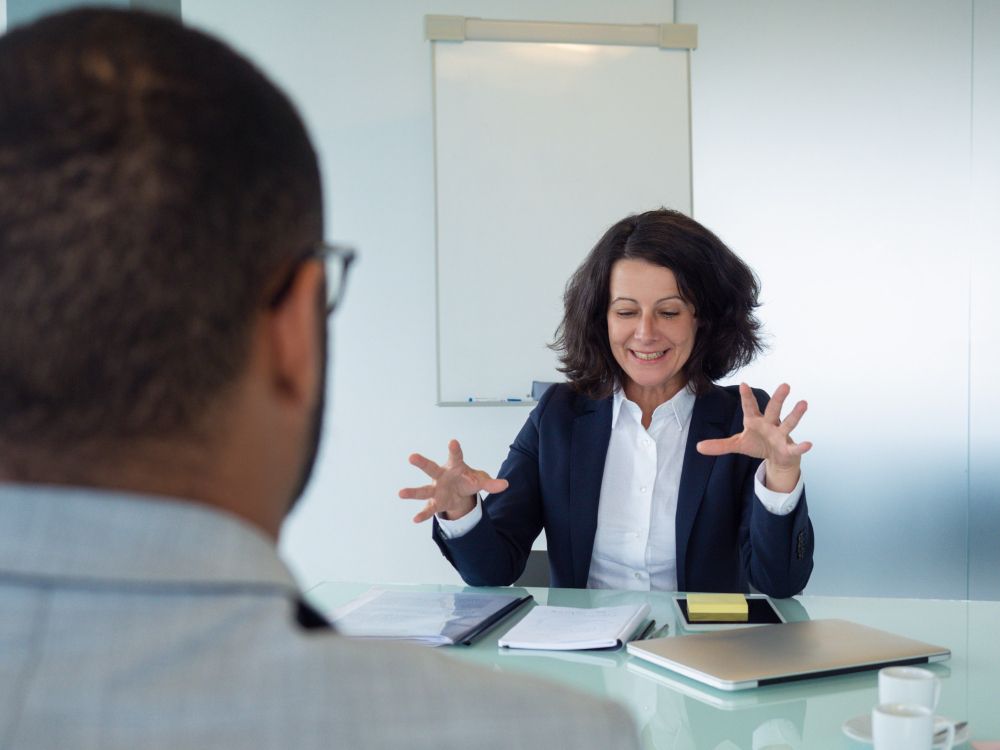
[[606, 261, 698, 426], [401, 209, 815, 597], [555, 208, 764, 405]]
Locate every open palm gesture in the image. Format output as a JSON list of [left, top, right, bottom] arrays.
[[399, 439, 509, 523], [696, 383, 811, 493]]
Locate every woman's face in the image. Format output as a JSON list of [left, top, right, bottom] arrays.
[[606, 258, 697, 403]]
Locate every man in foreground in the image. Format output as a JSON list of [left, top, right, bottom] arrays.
[[0, 9, 638, 748]]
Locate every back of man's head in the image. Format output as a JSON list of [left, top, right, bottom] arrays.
[[0, 9, 323, 477]]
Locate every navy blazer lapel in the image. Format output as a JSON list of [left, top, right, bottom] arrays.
[[568, 395, 612, 587], [675, 387, 732, 589]]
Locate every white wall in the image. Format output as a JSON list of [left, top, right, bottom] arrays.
[[5, 0, 129, 27], [969, 0, 1000, 600], [180, 0, 1000, 598], [678, 0, 974, 599]]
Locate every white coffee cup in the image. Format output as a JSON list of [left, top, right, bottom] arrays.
[[878, 666, 941, 710], [871, 703, 954, 750]]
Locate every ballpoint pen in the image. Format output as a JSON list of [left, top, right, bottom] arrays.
[[647, 622, 670, 639], [630, 620, 656, 642]]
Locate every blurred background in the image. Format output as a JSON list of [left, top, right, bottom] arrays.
[[4, 0, 997, 600]]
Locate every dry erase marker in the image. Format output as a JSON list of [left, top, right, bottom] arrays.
[[467, 396, 500, 402]]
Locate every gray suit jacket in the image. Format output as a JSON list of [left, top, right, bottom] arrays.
[[0, 484, 638, 749]]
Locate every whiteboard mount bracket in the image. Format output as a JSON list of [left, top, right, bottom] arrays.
[[425, 15, 466, 42], [658, 23, 697, 50], [425, 15, 697, 50]]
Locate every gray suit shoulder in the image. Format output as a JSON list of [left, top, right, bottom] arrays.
[[295, 631, 639, 749]]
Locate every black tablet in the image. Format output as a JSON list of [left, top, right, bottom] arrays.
[[672, 594, 785, 631]]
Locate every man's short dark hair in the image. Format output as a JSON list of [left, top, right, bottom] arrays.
[[552, 208, 764, 398], [0, 9, 322, 451]]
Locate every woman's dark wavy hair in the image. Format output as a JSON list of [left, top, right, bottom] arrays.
[[552, 209, 764, 399]]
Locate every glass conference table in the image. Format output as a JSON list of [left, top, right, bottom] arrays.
[[308, 583, 998, 749]]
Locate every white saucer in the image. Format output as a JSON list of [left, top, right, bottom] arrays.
[[842, 713, 968, 747]]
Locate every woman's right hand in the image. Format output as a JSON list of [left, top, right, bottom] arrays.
[[399, 439, 509, 523]]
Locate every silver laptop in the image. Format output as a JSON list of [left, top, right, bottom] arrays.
[[626, 618, 950, 691]]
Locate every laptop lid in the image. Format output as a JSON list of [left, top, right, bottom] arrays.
[[626, 618, 950, 691]]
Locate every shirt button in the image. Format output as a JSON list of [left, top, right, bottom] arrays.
[[634, 572, 642, 580], [640, 486, 648, 493]]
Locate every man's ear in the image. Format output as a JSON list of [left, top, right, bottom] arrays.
[[266, 260, 324, 406]]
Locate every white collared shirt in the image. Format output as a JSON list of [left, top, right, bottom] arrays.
[[586, 387, 694, 591], [438, 388, 804, 591]]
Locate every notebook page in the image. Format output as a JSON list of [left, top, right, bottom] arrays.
[[499, 603, 650, 650]]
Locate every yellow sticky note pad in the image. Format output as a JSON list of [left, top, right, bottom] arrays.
[[686, 593, 749, 622]]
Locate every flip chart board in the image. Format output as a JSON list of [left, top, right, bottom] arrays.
[[429, 17, 695, 404]]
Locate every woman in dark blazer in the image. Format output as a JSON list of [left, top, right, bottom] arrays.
[[401, 210, 814, 597]]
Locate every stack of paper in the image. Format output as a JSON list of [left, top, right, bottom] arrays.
[[498, 603, 650, 651], [327, 589, 531, 646]]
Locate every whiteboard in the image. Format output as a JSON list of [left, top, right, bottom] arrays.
[[433, 36, 692, 405]]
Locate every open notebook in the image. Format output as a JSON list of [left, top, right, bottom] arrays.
[[499, 603, 650, 650]]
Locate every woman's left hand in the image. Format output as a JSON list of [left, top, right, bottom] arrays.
[[696, 383, 812, 493]]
